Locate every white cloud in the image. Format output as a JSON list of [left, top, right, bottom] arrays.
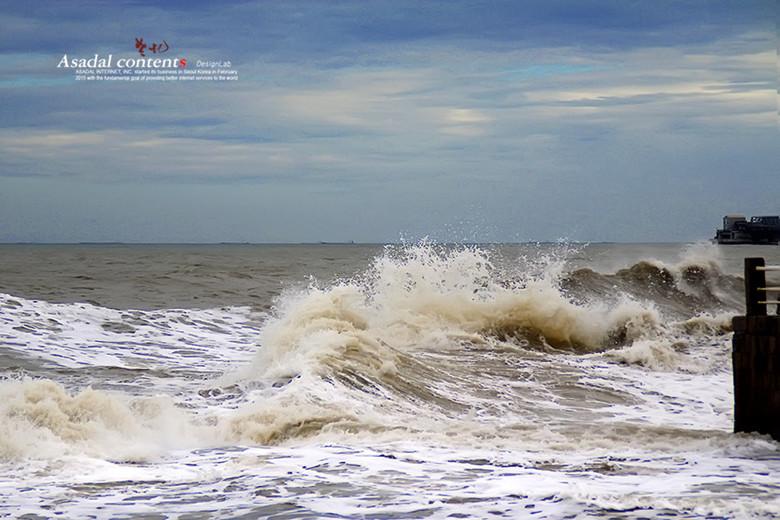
[[274, 69, 432, 128]]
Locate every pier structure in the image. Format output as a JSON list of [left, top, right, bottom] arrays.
[[733, 257, 780, 440]]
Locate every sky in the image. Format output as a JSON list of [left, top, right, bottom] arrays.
[[0, 0, 776, 243]]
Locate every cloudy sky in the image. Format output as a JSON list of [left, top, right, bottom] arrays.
[[0, 1, 776, 243]]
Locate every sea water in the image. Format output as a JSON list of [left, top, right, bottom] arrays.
[[1, 242, 779, 519]]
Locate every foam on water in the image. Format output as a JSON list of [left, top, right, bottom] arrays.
[[4, 441, 779, 519], [0, 293, 260, 371]]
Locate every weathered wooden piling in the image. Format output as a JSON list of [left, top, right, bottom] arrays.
[[733, 257, 780, 440]]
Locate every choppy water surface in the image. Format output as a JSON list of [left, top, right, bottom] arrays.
[[1, 242, 779, 519]]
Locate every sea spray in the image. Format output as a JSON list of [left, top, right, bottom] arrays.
[[219, 242, 741, 448], [246, 242, 675, 378]]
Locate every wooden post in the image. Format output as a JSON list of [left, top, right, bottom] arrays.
[[745, 257, 766, 316], [734, 257, 780, 440]]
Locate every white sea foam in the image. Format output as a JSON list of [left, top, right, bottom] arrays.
[[0, 292, 258, 376]]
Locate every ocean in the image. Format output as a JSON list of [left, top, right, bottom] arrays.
[[1, 242, 779, 519]]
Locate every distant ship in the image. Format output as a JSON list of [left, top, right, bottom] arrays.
[[715, 215, 780, 245]]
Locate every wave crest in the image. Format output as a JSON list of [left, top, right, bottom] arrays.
[[238, 242, 734, 389]]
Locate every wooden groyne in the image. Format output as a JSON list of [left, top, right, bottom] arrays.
[[733, 257, 780, 439]]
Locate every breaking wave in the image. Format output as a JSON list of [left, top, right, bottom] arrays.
[[248, 242, 739, 363], [222, 242, 741, 445]]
